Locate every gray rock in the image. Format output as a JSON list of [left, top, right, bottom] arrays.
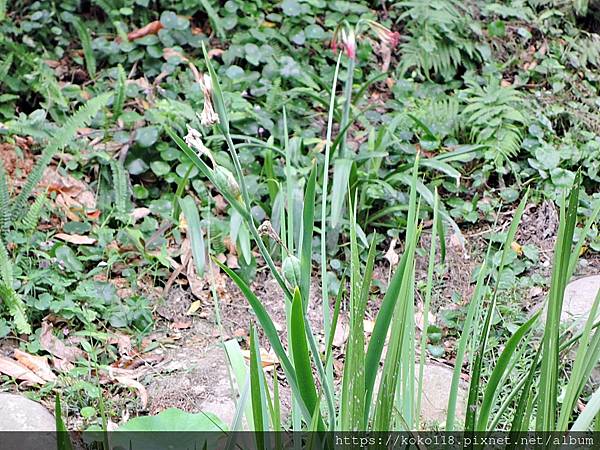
[[563, 275, 600, 329], [419, 364, 467, 427], [0, 393, 56, 450], [0, 393, 55, 431]]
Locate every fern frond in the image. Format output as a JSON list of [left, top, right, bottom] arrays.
[[0, 159, 11, 238], [113, 64, 126, 120], [0, 283, 31, 335], [0, 237, 13, 287], [110, 159, 131, 221], [71, 17, 96, 78], [19, 193, 46, 234], [461, 78, 527, 167], [12, 94, 110, 220], [398, 0, 480, 79]]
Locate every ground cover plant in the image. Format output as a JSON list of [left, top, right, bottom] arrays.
[[0, 0, 600, 440]]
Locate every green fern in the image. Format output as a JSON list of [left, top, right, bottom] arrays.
[[0, 284, 30, 335], [0, 160, 11, 238], [110, 159, 131, 221], [113, 64, 126, 120], [71, 17, 96, 78], [0, 238, 13, 288], [12, 94, 110, 220], [19, 193, 46, 234], [411, 96, 460, 140], [461, 78, 528, 168], [398, 0, 481, 79]]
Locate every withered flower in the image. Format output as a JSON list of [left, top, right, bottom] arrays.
[[184, 126, 216, 166], [198, 73, 219, 127]]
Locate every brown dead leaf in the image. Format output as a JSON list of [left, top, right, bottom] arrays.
[[109, 333, 132, 357], [163, 47, 189, 63], [363, 319, 375, 334], [127, 21, 164, 41], [186, 255, 206, 299], [207, 48, 224, 59], [186, 300, 202, 315], [40, 321, 85, 365], [54, 233, 96, 245], [114, 376, 148, 409], [241, 348, 279, 370], [0, 355, 46, 385], [13, 349, 57, 382], [42, 168, 98, 220]]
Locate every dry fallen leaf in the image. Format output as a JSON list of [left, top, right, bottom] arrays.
[[40, 321, 85, 365], [13, 349, 57, 382], [54, 233, 96, 245], [127, 21, 164, 41], [108, 333, 132, 357], [186, 300, 202, 315], [0, 355, 46, 385], [241, 348, 279, 370], [511, 241, 523, 256], [186, 256, 206, 299], [114, 376, 148, 409]]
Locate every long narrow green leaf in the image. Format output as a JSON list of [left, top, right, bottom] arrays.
[[465, 191, 529, 432], [249, 326, 267, 440], [446, 257, 489, 431], [320, 53, 342, 413], [299, 162, 317, 310], [214, 260, 310, 423], [55, 395, 74, 450], [290, 288, 324, 431], [198, 0, 225, 39], [476, 313, 539, 430], [179, 196, 206, 276], [330, 158, 353, 229], [572, 387, 600, 431], [416, 190, 440, 429], [224, 339, 254, 430], [72, 17, 96, 78], [364, 157, 420, 422], [537, 176, 580, 431]]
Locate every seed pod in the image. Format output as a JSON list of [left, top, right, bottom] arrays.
[[282, 255, 301, 289], [213, 165, 241, 199]]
